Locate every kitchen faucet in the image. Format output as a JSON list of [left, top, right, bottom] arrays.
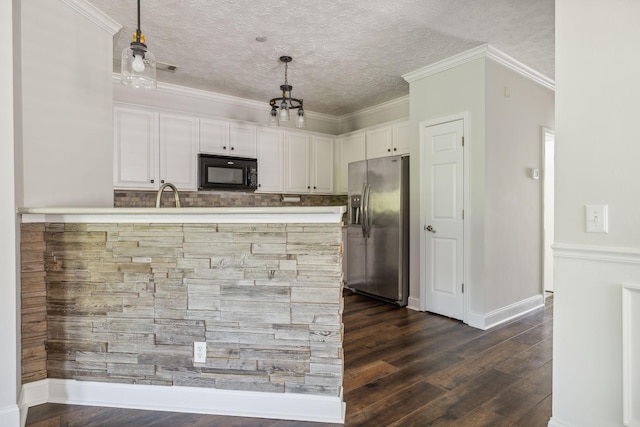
[[155, 182, 181, 208]]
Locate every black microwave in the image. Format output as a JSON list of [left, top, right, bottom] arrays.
[[198, 154, 258, 191]]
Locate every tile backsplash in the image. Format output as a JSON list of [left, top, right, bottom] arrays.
[[115, 190, 348, 210]]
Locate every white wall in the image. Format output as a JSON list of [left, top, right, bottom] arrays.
[[0, 0, 20, 424], [552, 1, 640, 426], [21, 0, 117, 207], [407, 58, 486, 314], [484, 59, 554, 312], [407, 55, 553, 326], [337, 96, 409, 134], [114, 81, 343, 136]]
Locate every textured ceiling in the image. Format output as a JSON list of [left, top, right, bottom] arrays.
[[88, 0, 554, 116]]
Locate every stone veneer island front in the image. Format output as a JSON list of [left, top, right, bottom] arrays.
[[19, 206, 346, 424]]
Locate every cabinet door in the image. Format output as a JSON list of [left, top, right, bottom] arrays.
[[310, 136, 334, 194], [284, 132, 311, 194], [229, 122, 257, 158], [256, 127, 284, 192], [365, 127, 393, 159], [392, 121, 410, 155], [337, 133, 366, 194], [159, 113, 198, 191], [114, 106, 158, 189], [199, 118, 230, 155]]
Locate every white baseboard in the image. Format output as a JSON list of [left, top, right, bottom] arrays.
[[548, 416, 573, 427], [407, 296, 421, 311], [0, 404, 20, 427], [20, 379, 345, 424], [465, 294, 545, 330]]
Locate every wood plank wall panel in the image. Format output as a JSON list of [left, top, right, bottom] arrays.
[[31, 222, 343, 397], [21, 223, 48, 383]]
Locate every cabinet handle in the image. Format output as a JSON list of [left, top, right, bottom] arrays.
[[151, 179, 154, 183], [387, 148, 391, 152], [161, 179, 165, 184], [307, 186, 310, 189], [223, 146, 227, 150], [258, 183, 261, 187], [394, 147, 397, 151], [231, 147, 235, 151], [314, 186, 316, 189]]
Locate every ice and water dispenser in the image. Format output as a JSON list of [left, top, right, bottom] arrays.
[[349, 194, 362, 225]]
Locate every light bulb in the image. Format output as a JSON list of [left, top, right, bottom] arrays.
[[279, 101, 290, 122], [132, 54, 145, 73], [295, 109, 306, 128]]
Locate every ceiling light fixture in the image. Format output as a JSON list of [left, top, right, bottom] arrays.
[[121, 0, 156, 89], [269, 56, 305, 128]]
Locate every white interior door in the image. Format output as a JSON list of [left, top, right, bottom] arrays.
[[422, 120, 464, 319]]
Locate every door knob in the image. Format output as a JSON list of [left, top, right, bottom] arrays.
[[425, 225, 436, 233]]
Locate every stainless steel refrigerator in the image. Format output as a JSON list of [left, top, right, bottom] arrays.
[[346, 155, 409, 306]]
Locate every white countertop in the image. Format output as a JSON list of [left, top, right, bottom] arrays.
[[19, 206, 347, 224]]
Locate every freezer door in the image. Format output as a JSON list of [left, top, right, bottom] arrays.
[[346, 225, 366, 288], [365, 156, 404, 301], [346, 159, 368, 286]]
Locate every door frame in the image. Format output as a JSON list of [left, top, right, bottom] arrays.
[[542, 127, 555, 293], [419, 113, 470, 323]]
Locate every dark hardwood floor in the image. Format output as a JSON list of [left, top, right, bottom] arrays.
[[26, 290, 553, 426]]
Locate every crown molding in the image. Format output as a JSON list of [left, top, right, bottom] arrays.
[[338, 95, 409, 122], [485, 45, 555, 91], [61, 0, 122, 35], [402, 44, 555, 91], [112, 74, 339, 125]]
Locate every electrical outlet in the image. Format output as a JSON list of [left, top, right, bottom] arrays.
[[194, 341, 206, 363]]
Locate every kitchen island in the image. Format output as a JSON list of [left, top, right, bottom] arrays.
[[19, 206, 346, 424]]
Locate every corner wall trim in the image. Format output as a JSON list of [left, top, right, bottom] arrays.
[[20, 379, 346, 424], [465, 294, 544, 330]]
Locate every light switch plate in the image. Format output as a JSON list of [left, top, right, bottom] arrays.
[[585, 204, 608, 233]]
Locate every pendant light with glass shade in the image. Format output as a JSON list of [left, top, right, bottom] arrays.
[[268, 56, 305, 128], [121, 0, 156, 89]]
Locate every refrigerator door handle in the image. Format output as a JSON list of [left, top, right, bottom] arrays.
[[363, 184, 371, 238], [360, 183, 367, 237]]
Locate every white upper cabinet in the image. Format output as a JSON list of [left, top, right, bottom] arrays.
[[336, 133, 366, 194], [365, 121, 410, 159], [310, 135, 334, 194], [159, 113, 198, 190], [284, 132, 311, 193], [283, 132, 334, 195], [114, 106, 158, 190], [392, 121, 410, 155], [200, 119, 257, 158], [229, 122, 257, 158], [365, 127, 393, 159], [199, 118, 230, 155], [114, 106, 197, 191], [256, 127, 284, 193]]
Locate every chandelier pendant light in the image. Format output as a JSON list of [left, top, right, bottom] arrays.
[[269, 56, 305, 128], [121, 0, 156, 89]]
